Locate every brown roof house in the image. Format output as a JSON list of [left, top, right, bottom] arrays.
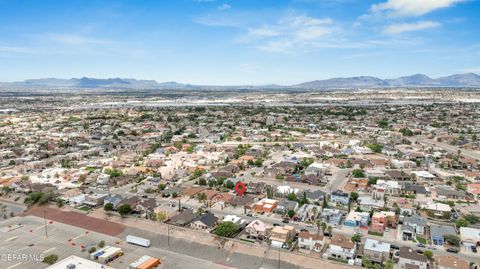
[[398, 247, 428, 269], [298, 231, 324, 253], [328, 234, 356, 261]]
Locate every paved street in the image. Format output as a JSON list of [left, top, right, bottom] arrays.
[[413, 136, 480, 161]]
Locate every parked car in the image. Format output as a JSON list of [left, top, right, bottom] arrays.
[[427, 245, 436, 250], [416, 243, 425, 248], [446, 248, 459, 253], [471, 246, 477, 253], [390, 244, 400, 250], [416, 249, 424, 254]]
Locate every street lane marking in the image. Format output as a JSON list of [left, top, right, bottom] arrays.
[[5, 236, 18, 242], [6, 262, 22, 269], [42, 247, 55, 254], [73, 233, 85, 240]]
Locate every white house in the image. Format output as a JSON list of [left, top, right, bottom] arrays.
[[328, 235, 355, 261], [298, 231, 324, 253]]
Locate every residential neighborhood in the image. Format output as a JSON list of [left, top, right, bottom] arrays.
[[0, 91, 479, 269]]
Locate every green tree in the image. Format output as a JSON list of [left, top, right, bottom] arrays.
[[444, 234, 460, 247], [455, 218, 470, 229], [350, 192, 359, 202], [320, 221, 327, 230], [351, 234, 362, 243], [385, 259, 394, 269], [103, 202, 114, 211], [300, 191, 309, 205], [158, 183, 167, 191], [366, 143, 383, 153], [287, 192, 297, 201], [225, 180, 235, 189], [424, 250, 433, 260], [377, 119, 389, 129], [352, 169, 365, 178], [464, 214, 480, 224], [215, 221, 238, 237], [56, 198, 64, 208], [98, 240, 105, 248], [400, 128, 413, 136], [287, 209, 295, 218], [362, 256, 373, 269], [198, 178, 207, 186], [38, 191, 54, 205], [118, 204, 133, 216]]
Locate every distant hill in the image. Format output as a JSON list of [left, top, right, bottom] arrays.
[[386, 74, 439, 86], [1, 73, 480, 90], [2, 77, 194, 90], [295, 76, 389, 88], [294, 73, 480, 89]]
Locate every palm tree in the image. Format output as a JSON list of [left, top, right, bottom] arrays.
[[316, 220, 322, 235], [321, 222, 327, 234]]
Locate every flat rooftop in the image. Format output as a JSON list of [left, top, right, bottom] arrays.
[[45, 255, 115, 269]]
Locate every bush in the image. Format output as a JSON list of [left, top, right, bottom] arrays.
[[88, 247, 97, 253], [103, 203, 114, 211], [117, 204, 132, 216], [42, 254, 58, 265], [215, 221, 238, 238], [352, 169, 365, 178], [98, 240, 105, 248], [424, 250, 433, 260], [444, 234, 460, 247]]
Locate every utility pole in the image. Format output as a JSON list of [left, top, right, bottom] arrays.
[[278, 246, 280, 269], [43, 210, 48, 239], [167, 223, 170, 248]]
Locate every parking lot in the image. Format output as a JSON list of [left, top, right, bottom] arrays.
[[0, 215, 233, 269]]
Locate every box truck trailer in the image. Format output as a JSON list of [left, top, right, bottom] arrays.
[[126, 235, 151, 247]]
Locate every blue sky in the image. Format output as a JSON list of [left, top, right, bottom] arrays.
[[0, 0, 479, 85]]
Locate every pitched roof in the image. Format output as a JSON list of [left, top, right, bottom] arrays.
[[195, 213, 218, 228], [330, 234, 354, 249], [399, 247, 427, 263], [299, 231, 323, 241]]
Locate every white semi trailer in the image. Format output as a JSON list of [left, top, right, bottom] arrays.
[[126, 235, 151, 247]]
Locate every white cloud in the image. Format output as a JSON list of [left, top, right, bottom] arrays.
[[217, 3, 231, 10], [384, 21, 441, 34], [241, 15, 340, 53], [43, 33, 115, 46], [0, 46, 34, 54], [371, 0, 464, 17]]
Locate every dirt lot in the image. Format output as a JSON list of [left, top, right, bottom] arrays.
[[25, 206, 126, 236]]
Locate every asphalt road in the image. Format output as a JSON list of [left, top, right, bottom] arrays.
[[413, 136, 480, 161]]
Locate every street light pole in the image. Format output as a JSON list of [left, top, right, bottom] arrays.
[[167, 223, 170, 248], [43, 210, 48, 239], [278, 246, 280, 269]]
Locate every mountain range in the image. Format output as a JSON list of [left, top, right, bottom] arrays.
[[1, 73, 480, 90]]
